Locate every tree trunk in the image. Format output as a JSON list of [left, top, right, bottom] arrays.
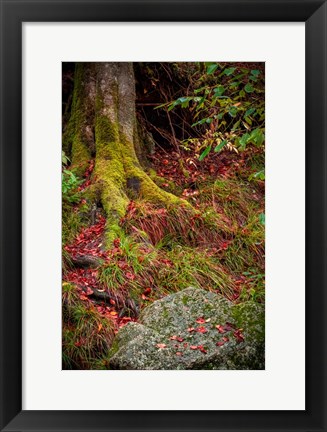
[[63, 62, 187, 244]]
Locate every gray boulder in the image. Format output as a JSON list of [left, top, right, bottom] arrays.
[[108, 287, 264, 370]]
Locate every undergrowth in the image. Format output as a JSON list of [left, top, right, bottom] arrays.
[[96, 167, 264, 306], [62, 282, 115, 369]]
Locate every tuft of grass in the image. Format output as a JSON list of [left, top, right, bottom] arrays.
[[162, 247, 235, 299], [62, 206, 83, 245], [121, 201, 230, 249], [98, 241, 237, 304], [62, 282, 115, 369]]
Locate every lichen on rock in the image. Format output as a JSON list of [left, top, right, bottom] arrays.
[[108, 287, 265, 370]]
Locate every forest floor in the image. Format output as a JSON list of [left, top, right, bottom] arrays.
[[62, 144, 264, 369]]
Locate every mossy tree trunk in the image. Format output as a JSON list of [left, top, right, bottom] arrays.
[[63, 62, 186, 243]]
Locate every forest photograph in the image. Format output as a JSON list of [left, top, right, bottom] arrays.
[[62, 62, 265, 370]]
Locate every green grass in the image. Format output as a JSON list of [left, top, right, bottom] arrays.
[[62, 282, 115, 369]]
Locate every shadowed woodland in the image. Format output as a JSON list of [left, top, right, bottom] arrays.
[[62, 62, 265, 370]]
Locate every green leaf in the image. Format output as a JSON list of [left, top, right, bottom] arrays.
[[224, 67, 236, 76], [244, 83, 254, 93], [229, 81, 239, 89], [180, 98, 191, 108], [251, 69, 260, 76], [248, 169, 265, 181], [245, 108, 256, 117], [213, 86, 225, 97], [229, 106, 238, 117], [178, 97, 189, 103], [191, 117, 210, 127], [207, 64, 218, 75], [214, 140, 227, 152], [239, 133, 250, 149], [154, 102, 169, 110], [194, 86, 206, 94], [198, 145, 212, 161], [62, 151, 70, 165], [231, 120, 241, 131], [258, 213, 265, 225], [255, 130, 265, 146], [249, 128, 265, 146]]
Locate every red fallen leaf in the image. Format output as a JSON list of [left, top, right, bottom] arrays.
[[196, 317, 206, 324], [187, 327, 195, 332], [183, 343, 188, 348], [216, 341, 225, 347], [224, 322, 236, 332], [170, 335, 184, 342], [222, 336, 229, 342], [198, 345, 207, 354], [156, 343, 167, 349], [113, 238, 120, 248], [233, 329, 245, 343], [216, 325, 226, 334], [161, 259, 173, 267], [118, 261, 128, 269], [110, 299, 116, 305], [197, 326, 208, 333], [125, 272, 136, 280], [163, 159, 169, 165], [176, 352, 183, 356], [143, 287, 152, 296], [85, 287, 94, 296], [190, 345, 198, 350], [74, 338, 85, 347]]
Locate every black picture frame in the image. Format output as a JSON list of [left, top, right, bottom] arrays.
[[0, 1, 326, 431]]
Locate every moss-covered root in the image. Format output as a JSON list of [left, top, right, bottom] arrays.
[[94, 115, 192, 246], [120, 132, 190, 209]]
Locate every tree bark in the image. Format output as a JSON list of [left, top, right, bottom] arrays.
[[63, 62, 188, 244]]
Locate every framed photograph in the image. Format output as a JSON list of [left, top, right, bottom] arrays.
[[0, 0, 326, 431]]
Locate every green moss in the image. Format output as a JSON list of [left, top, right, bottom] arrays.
[[123, 154, 187, 208], [64, 63, 92, 175], [232, 301, 265, 343], [181, 295, 189, 305], [94, 115, 129, 232], [71, 137, 91, 176]]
